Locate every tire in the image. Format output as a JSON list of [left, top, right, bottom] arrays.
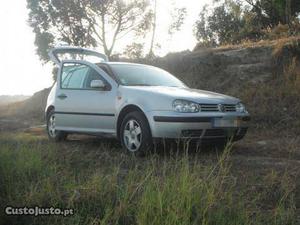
[[120, 111, 153, 155], [46, 110, 67, 142]]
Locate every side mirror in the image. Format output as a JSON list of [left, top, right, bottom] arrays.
[[90, 80, 106, 89]]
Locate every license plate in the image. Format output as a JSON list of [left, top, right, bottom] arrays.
[[213, 118, 240, 128]]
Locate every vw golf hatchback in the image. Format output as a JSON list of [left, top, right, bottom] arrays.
[[46, 46, 250, 153]]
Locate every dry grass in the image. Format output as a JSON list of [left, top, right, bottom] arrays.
[[214, 35, 300, 52], [0, 132, 298, 225]]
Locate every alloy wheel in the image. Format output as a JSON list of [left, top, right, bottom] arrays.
[[123, 119, 142, 152], [48, 114, 56, 138]]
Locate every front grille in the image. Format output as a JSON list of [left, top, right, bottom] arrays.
[[181, 129, 203, 137], [223, 104, 236, 112], [199, 104, 236, 112], [204, 129, 225, 137], [199, 104, 219, 112]]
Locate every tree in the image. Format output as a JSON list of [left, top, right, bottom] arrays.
[[194, 5, 217, 47], [168, 7, 187, 36], [123, 42, 144, 59], [89, 0, 150, 57], [194, 1, 246, 45], [194, 0, 300, 46], [147, 0, 186, 57], [27, 0, 96, 62], [148, 0, 157, 57], [244, 0, 300, 26], [27, 0, 151, 61]]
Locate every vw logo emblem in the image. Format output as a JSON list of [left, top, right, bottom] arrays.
[[218, 104, 225, 112]]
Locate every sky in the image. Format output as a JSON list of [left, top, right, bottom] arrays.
[[0, 0, 210, 96]]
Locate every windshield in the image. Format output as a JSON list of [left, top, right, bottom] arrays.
[[110, 64, 186, 87]]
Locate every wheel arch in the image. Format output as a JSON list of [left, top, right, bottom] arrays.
[[116, 104, 151, 140], [45, 105, 55, 120]]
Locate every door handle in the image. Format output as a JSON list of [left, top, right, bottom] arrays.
[[57, 94, 67, 99]]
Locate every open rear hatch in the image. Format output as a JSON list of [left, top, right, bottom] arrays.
[[49, 46, 108, 65]]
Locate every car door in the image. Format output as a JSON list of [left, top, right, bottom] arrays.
[[54, 62, 117, 134]]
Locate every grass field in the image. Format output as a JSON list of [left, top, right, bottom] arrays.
[[0, 130, 298, 225]]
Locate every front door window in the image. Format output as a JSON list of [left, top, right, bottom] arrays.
[[61, 64, 89, 89]]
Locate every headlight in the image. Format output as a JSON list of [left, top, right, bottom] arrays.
[[173, 99, 200, 113], [236, 102, 247, 113]]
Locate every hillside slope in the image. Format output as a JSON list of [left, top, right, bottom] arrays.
[[0, 95, 30, 105], [150, 38, 299, 94], [0, 88, 50, 124]]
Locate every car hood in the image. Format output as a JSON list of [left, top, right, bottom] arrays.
[[120, 86, 239, 104]]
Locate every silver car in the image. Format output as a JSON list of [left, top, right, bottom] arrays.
[[46, 46, 250, 153]]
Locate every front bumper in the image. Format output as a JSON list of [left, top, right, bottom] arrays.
[[146, 111, 250, 140]]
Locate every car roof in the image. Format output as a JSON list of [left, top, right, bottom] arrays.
[[99, 61, 153, 67]]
